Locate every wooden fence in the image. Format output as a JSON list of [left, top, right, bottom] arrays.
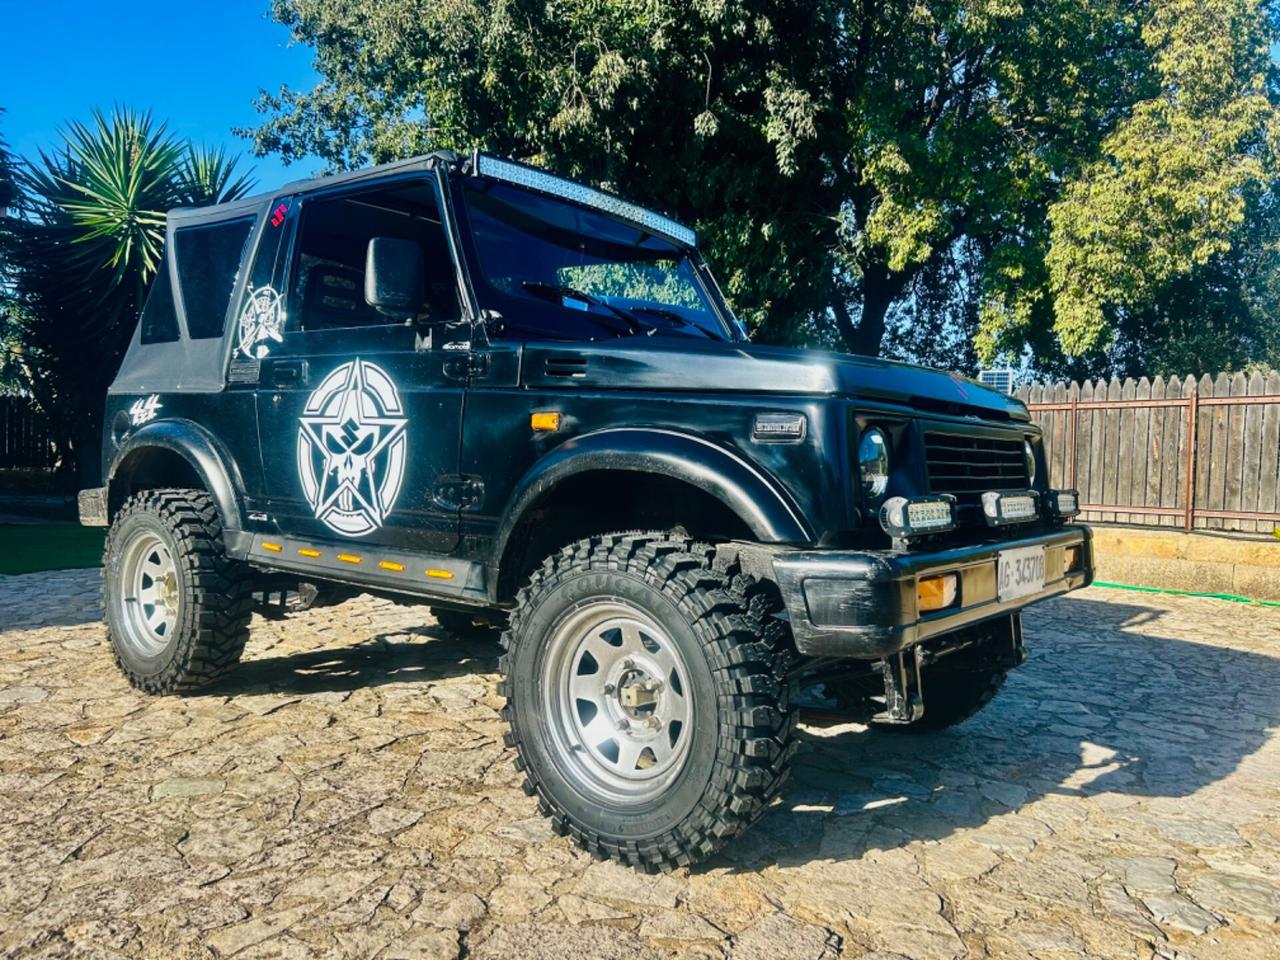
[[0, 395, 57, 470], [1017, 371, 1280, 535]]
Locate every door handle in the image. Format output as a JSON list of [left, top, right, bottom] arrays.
[[270, 360, 307, 387]]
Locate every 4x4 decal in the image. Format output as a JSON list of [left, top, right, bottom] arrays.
[[237, 285, 286, 360], [297, 359, 408, 537], [128, 395, 162, 426]]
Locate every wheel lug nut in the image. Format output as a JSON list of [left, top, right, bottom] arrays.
[[618, 718, 630, 731], [623, 658, 634, 669], [603, 683, 615, 695]]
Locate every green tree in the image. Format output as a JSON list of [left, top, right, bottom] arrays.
[[980, 0, 1280, 376], [2, 108, 253, 481], [246, 0, 1279, 374]]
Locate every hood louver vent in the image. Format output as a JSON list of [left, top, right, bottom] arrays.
[[544, 355, 588, 379]]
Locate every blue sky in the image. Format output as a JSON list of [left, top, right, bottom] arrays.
[[0, 0, 321, 191]]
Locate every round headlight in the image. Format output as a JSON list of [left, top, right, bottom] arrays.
[[1024, 440, 1037, 487], [858, 429, 891, 500]]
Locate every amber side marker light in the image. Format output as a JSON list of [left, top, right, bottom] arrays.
[[426, 568, 455, 580], [298, 548, 321, 558], [262, 542, 283, 553], [379, 560, 405, 573], [337, 553, 362, 564], [918, 573, 959, 613], [531, 412, 561, 432]]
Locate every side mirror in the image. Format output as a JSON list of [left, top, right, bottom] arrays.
[[365, 237, 424, 319]]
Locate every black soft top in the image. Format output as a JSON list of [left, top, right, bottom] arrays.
[[110, 154, 458, 395]]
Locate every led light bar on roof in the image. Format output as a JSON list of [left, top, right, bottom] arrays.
[[474, 154, 698, 248]]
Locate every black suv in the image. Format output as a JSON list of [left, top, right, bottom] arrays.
[[80, 151, 1092, 871]]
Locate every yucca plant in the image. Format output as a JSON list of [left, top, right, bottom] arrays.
[[3, 106, 255, 481], [0, 108, 16, 216], [177, 143, 257, 208]]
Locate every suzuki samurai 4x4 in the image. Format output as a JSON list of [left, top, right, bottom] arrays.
[[80, 151, 1092, 871]]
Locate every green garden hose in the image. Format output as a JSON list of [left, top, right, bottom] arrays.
[[1092, 580, 1280, 609]]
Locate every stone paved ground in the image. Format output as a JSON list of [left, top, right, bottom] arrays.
[[1, 572, 1278, 960]]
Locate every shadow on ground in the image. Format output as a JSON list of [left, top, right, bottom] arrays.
[[713, 596, 1280, 872], [207, 624, 502, 696], [171, 593, 1279, 873]]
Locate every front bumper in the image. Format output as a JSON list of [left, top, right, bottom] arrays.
[[772, 525, 1092, 659]]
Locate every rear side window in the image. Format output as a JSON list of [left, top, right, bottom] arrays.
[[138, 255, 180, 344], [174, 216, 255, 338]]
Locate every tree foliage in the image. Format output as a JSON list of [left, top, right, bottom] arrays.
[[246, 0, 1279, 377], [980, 0, 1280, 375], [1, 108, 253, 479]]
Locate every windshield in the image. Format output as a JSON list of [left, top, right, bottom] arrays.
[[460, 178, 734, 342]]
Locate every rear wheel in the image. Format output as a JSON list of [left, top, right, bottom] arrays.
[[500, 534, 795, 872], [103, 489, 251, 694]]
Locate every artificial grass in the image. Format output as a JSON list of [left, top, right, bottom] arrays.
[[0, 524, 105, 575]]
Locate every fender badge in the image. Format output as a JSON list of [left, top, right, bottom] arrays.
[[752, 412, 806, 442]]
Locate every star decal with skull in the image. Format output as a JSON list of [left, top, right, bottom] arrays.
[[297, 360, 408, 536]]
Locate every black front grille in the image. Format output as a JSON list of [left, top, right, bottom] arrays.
[[924, 433, 1028, 500]]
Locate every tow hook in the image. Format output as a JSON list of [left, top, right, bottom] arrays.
[[877, 646, 926, 724]]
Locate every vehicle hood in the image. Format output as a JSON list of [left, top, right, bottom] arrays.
[[521, 340, 1029, 421]]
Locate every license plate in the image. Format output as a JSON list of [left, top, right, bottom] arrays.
[[997, 545, 1046, 603]]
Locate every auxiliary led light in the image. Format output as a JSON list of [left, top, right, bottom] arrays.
[[1048, 488, 1080, 520], [880, 495, 957, 539], [476, 154, 697, 247], [981, 491, 1039, 526]]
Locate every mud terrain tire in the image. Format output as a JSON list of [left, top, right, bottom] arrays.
[[499, 533, 795, 872], [103, 489, 251, 693]]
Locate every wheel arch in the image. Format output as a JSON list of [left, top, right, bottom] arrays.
[[491, 428, 811, 601], [106, 420, 246, 535]]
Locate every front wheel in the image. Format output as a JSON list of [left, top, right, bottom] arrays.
[[499, 534, 795, 872]]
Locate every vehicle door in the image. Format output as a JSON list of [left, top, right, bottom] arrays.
[[253, 175, 467, 555]]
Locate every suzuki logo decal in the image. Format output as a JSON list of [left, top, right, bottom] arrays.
[[297, 359, 408, 537]]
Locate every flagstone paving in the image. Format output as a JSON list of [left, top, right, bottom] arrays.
[[0, 570, 1278, 958]]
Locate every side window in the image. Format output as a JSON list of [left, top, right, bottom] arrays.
[[289, 180, 459, 333], [232, 199, 292, 363], [174, 216, 255, 338], [138, 253, 180, 344]]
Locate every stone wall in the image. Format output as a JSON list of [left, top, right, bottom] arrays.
[[1088, 526, 1280, 601]]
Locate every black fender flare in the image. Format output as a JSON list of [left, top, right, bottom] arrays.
[[492, 427, 812, 577], [107, 419, 247, 534]]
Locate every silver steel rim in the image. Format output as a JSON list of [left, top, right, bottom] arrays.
[[116, 529, 181, 657], [542, 600, 694, 805]]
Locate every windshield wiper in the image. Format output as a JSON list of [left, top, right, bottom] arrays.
[[521, 282, 657, 337], [626, 305, 724, 341]]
